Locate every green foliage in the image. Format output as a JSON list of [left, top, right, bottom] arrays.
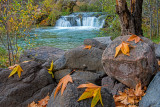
[[79, 2, 102, 12], [0, 0, 38, 66], [0, 47, 8, 68], [99, 15, 121, 40]]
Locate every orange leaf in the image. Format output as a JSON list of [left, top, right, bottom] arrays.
[[127, 34, 143, 43], [77, 83, 100, 89], [158, 61, 160, 66], [114, 82, 146, 106], [38, 95, 50, 107], [115, 41, 130, 58], [134, 82, 143, 96], [84, 45, 92, 50], [28, 101, 38, 107], [54, 74, 73, 98]]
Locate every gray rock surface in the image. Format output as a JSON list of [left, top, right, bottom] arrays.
[[19, 46, 65, 64], [102, 35, 158, 88], [139, 72, 160, 107], [0, 61, 56, 107], [54, 46, 105, 76], [55, 69, 101, 84], [47, 79, 115, 107], [101, 76, 126, 95], [84, 36, 112, 50], [154, 43, 160, 59]]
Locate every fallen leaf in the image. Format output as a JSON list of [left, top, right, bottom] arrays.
[[84, 45, 92, 50], [8, 64, 19, 70], [114, 82, 146, 107], [28, 101, 38, 107], [127, 34, 143, 43], [8, 65, 23, 78], [77, 83, 103, 107], [54, 74, 73, 98], [38, 95, 50, 107], [158, 61, 160, 66], [48, 60, 54, 78], [134, 82, 143, 96], [115, 41, 130, 58]]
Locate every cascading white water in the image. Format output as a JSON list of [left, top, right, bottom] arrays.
[[55, 12, 107, 29]]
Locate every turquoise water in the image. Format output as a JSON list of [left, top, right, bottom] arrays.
[[23, 26, 100, 50]]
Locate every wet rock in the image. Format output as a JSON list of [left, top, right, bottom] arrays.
[[47, 79, 115, 107], [101, 76, 126, 95], [102, 35, 158, 88], [0, 61, 57, 107], [139, 72, 160, 107], [19, 46, 65, 64]]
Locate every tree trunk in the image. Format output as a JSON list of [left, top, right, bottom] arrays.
[[116, 0, 143, 36]]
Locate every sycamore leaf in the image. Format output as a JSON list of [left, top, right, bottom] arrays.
[[115, 41, 130, 58], [38, 95, 50, 107], [48, 60, 54, 78], [84, 45, 92, 50], [127, 34, 143, 43], [8, 65, 23, 78], [54, 74, 73, 98], [77, 83, 103, 107]]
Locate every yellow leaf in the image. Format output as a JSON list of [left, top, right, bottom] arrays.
[[8, 65, 23, 78], [84, 45, 92, 50], [77, 83, 103, 107], [48, 60, 54, 78]]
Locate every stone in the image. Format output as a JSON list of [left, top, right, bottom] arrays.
[[102, 35, 158, 88], [54, 69, 101, 84], [71, 70, 100, 84], [101, 76, 126, 95], [19, 46, 65, 64], [84, 37, 112, 50], [54, 46, 106, 76], [93, 37, 112, 47], [54, 69, 72, 82], [0, 61, 57, 107], [139, 72, 160, 107], [154, 43, 160, 59], [47, 79, 115, 107]]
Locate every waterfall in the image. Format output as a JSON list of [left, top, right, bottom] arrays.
[[55, 12, 107, 29]]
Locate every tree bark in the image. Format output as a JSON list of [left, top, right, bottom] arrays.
[[116, 0, 143, 36]]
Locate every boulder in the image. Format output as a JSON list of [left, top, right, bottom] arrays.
[[19, 46, 65, 64], [102, 35, 158, 88], [54, 46, 105, 76], [54, 69, 101, 84], [47, 79, 115, 107], [154, 43, 160, 59], [0, 61, 57, 107], [139, 72, 160, 107], [101, 76, 126, 95], [84, 37, 112, 50]]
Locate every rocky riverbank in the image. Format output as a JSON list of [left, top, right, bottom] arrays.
[[0, 36, 159, 107]]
